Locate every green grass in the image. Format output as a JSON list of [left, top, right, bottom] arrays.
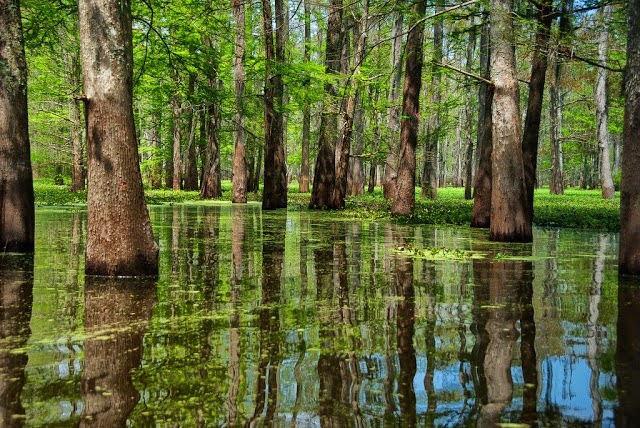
[[34, 178, 620, 232]]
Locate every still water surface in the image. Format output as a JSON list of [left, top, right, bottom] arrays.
[[2, 203, 639, 426]]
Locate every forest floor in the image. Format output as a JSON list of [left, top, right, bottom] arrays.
[[34, 179, 620, 232]]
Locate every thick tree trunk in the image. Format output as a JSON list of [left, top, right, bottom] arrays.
[[0, 0, 34, 253], [522, 0, 552, 224], [390, 0, 427, 216], [421, 0, 444, 200], [382, 12, 404, 200], [596, 4, 615, 200], [79, 0, 158, 275], [261, 0, 288, 209], [619, 0, 640, 275], [232, 0, 248, 203], [298, 0, 312, 193], [309, 0, 342, 209], [471, 15, 493, 229], [489, 0, 532, 242]]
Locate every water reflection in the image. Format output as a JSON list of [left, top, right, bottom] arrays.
[[25, 206, 627, 425], [0, 256, 33, 426], [80, 278, 155, 427]]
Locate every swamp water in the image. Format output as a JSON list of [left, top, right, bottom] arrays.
[[1, 203, 638, 426]]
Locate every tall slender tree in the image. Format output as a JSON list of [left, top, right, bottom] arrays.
[[298, 0, 312, 193], [390, 0, 427, 216], [489, 0, 532, 242], [201, 37, 222, 199], [619, 0, 640, 275], [232, 0, 248, 203], [0, 0, 34, 253], [78, 0, 159, 275], [261, 0, 288, 209], [309, 0, 342, 209], [595, 4, 615, 199]]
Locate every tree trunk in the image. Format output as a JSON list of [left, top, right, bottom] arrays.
[[0, 0, 34, 253], [232, 0, 248, 203], [333, 0, 368, 208], [183, 105, 199, 191], [261, 0, 288, 209], [382, 12, 404, 200], [489, 0, 532, 242], [309, 0, 342, 209], [596, 4, 615, 199], [471, 14, 493, 229], [619, 0, 640, 275], [79, 0, 159, 275], [522, 0, 553, 224], [201, 37, 222, 199], [390, 0, 427, 216], [171, 86, 182, 191], [298, 0, 312, 193], [464, 17, 476, 200], [348, 89, 365, 196], [421, 0, 444, 200]]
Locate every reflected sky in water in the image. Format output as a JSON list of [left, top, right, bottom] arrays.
[[3, 203, 637, 426]]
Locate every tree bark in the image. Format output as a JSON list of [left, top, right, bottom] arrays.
[[171, 82, 182, 191], [522, 0, 553, 224], [309, 0, 342, 209], [79, 0, 159, 275], [471, 13, 492, 229], [489, 0, 532, 242], [421, 0, 444, 200], [298, 0, 312, 193], [0, 0, 34, 253], [232, 0, 248, 203], [596, 4, 615, 199], [382, 12, 404, 200], [390, 0, 427, 216], [201, 38, 222, 199], [183, 104, 199, 191], [464, 16, 476, 200], [619, 0, 640, 275], [333, 0, 368, 208], [261, 0, 288, 209]]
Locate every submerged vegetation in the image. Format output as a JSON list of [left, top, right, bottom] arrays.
[[35, 179, 620, 232]]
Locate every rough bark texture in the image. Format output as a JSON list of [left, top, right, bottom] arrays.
[[522, 0, 552, 225], [471, 16, 493, 229], [390, 0, 427, 216], [0, 0, 34, 253], [232, 0, 248, 203], [261, 0, 288, 210], [80, 278, 155, 427], [382, 12, 404, 200], [616, 282, 640, 424], [489, 0, 532, 242], [596, 4, 615, 200], [619, 0, 640, 276], [309, 0, 342, 209], [79, 0, 158, 275]]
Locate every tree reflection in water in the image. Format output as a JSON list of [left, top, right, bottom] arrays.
[[471, 249, 537, 426], [0, 256, 33, 427], [616, 278, 640, 426], [80, 278, 155, 427]]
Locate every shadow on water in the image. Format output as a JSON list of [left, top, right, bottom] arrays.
[[0, 255, 33, 427]]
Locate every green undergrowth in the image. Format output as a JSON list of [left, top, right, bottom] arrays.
[[34, 179, 620, 232]]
